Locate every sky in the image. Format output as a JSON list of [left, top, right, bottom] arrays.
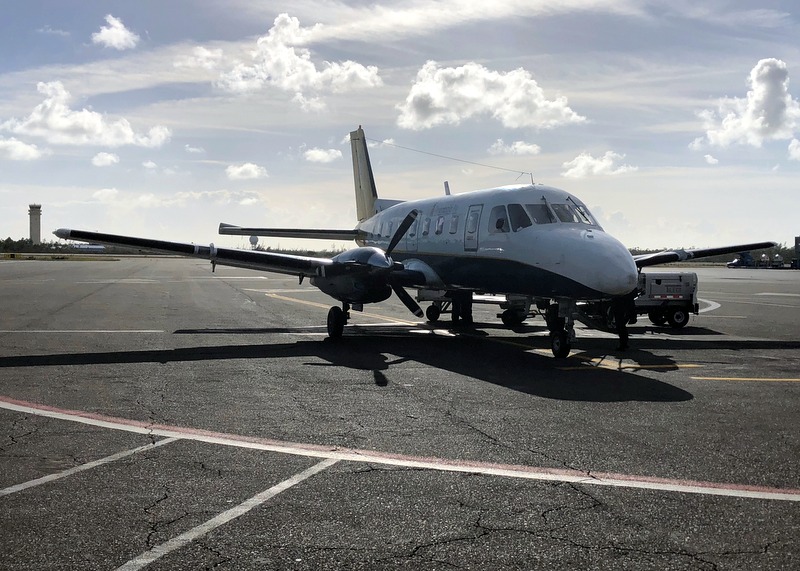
[[1, 0, 799, 251]]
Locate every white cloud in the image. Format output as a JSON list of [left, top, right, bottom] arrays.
[[704, 154, 719, 165], [304, 147, 342, 163], [217, 13, 382, 109], [1, 82, 171, 148], [488, 139, 541, 155], [92, 188, 119, 202], [789, 139, 800, 161], [91, 152, 119, 167], [91, 15, 140, 50], [696, 58, 800, 148], [304, 1, 646, 44], [184, 144, 205, 154], [561, 151, 637, 178], [0, 137, 44, 160], [91, 188, 260, 209], [291, 93, 327, 113], [226, 162, 268, 180], [397, 61, 585, 130], [37, 25, 69, 38], [174, 46, 223, 70], [142, 160, 157, 169]]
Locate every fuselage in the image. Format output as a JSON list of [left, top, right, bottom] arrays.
[[356, 184, 638, 300]]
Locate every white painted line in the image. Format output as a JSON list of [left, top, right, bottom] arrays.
[[755, 292, 800, 297], [697, 298, 720, 313], [76, 280, 159, 284], [2, 396, 799, 503], [0, 438, 178, 497], [242, 288, 313, 293], [0, 330, 164, 334], [114, 458, 338, 571]]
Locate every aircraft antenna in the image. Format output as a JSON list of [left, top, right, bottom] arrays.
[[367, 137, 534, 182]]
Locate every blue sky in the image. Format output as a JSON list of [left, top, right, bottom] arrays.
[[1, 0, 798, 250]]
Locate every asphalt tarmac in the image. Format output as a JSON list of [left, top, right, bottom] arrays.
[[1, 258, 798, 570]]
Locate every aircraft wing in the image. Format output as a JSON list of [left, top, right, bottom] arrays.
[[219, 223, 362, 241], [53, 229, 333, 276], [633, 241, 777, 268]]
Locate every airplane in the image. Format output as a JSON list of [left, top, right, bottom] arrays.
[[55, 126, 775, 358]]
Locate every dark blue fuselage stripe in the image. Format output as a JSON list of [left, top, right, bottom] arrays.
[[393, 252, 603, 299]]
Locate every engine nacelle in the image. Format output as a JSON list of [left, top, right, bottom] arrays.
[[311, 273, 393, 304], [310, 246, 396, 304]]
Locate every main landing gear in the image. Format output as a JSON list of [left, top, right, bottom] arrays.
[[327, 303, 350, 338]]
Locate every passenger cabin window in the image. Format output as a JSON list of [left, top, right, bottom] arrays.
[[448, 215, 459, 234], [435, 216, 445, 235], [488, 205, 509, 233], [422, 218, 431, 236], [525, 204, 555, 224], [508, 204, 532, 232]]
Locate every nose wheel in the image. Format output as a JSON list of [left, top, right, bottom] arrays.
[[327, 303, 350, 338], [546, 301, 575, 358]]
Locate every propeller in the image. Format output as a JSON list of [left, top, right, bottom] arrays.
[[385, 210, 423, 317], [386, 209, 418, 257]]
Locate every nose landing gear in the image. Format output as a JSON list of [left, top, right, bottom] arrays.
[[545, 301, 575, 358]]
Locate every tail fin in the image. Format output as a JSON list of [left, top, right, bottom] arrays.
[[350, 126, 378, 222]]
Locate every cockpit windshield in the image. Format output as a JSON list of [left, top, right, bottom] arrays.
[[491, 199, 601, 233], [550, 202, 597, 225]]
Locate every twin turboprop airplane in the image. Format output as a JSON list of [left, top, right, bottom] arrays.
[[55, 126, 775, 357]]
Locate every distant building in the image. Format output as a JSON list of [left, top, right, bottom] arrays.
[[29, 204, 42, 245]]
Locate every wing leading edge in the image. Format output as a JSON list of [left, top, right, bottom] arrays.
[[53, 228, 333, 276], [633, 241, 777, 268]]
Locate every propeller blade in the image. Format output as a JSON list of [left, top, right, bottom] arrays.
[[391, 282, 424, 317], [386, 210, 418, 257]]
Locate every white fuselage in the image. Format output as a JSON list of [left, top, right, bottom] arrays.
[[356, 184, 638, 300]]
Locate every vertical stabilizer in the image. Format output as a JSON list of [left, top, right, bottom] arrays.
[[350, 126, 378, 222]]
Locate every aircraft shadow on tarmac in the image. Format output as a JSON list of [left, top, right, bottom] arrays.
[[0, 323, 701, 404]]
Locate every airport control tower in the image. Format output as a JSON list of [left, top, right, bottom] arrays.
[[29, 204, 42, 245]]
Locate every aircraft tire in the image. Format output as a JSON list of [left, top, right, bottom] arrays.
[[426, 305, 441, 323], [667, 308, 689, 329], [327, 306, 345, 338], [551, 331, 571, 358], [648, 311, 667, 326]]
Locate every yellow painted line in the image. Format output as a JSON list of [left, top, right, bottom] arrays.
[[559, 363, 703, 371], [690, 376, 800, 383], [264, 293, 419, 326]]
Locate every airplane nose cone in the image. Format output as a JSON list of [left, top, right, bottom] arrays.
[[588, 231, 638, 296]]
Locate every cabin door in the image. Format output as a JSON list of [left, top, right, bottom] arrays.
[[464, 204, 482, 252]]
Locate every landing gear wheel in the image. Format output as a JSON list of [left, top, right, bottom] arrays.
[[426, 304, 441, 323], [605, 306, 617, 331], [551, 330, 571, 358], [648, 310, 667, 326], [501, 309, 526, 327], [327, 306, 346, 338], [667, 308, 689, 329]]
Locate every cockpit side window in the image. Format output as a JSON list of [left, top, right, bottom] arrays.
[[525, 204, 556, 224], [507, 203, 532, 232], [488, 205, 509, 233]]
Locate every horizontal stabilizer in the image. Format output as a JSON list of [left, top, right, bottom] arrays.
[[219, 223, 361, 241], [634, 241, 777, 268]]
